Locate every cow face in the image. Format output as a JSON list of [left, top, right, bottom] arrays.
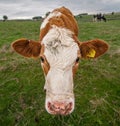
[[40, 27, 80, 115], [12, 36, 108, 115]]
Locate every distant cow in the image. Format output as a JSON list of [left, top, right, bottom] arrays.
[[93, 14, 107, 22], [12, 7, 108, 115]]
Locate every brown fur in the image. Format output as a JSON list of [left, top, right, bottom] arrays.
[[80, 39, 109, 58], [11, 7, 108, 71], [54, 7, 79, 36], [40, 44, 50, 75], [12, 38, 41, 58], [40, 6, 79, 41]]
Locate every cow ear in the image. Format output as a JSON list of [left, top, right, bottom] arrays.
[[79, 39, 109, 58], [11, 38, 41, 58]]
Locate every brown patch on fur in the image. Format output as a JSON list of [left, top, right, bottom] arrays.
[[53, 6, 73, 16], [40, 44, 50, 75], [40, 23, 51, 41], [72, 50, 81, 77], [54, 7, 78, 36], [49, 16, 65, 27], [79, 39, 109, 58], [12, 38, 41, 58], [40, 6, 79, 41], [59, 14, 78, 36], [41, 56, 50, 75]]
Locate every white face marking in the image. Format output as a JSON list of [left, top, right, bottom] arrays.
[[42, 26, 79, 109], [40, 11, 61, 29]]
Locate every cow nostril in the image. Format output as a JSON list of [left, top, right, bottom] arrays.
[[69, 102, 72, 108], [48, 102, 51, 108], [53, 102, 63, 110], [69, 102, 72, 109]]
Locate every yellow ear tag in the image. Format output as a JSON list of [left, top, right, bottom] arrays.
[[87, 49, 96, 58]]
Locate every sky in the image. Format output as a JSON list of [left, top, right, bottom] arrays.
[[0, 0, 120, 19]]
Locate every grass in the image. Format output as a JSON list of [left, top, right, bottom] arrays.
[[0, 18, 120, 126]]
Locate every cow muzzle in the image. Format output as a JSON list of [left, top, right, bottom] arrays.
[[47, 101, 73, 115], [45, 93, 74, 115]]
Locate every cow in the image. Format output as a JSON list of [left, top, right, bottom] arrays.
[[93, 14, 107, 22], [11, 7, 108, 115]]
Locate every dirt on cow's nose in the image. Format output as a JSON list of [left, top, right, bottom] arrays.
[[47, 101, 73, 115]]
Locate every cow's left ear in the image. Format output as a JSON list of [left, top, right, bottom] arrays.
[[79, 39, 109, 58], [11, 38, 41, 58]]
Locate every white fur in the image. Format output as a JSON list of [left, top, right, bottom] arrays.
[[40, 11, 61, 29], [42, 26, 79, 109], [42, 26, 79, 70]]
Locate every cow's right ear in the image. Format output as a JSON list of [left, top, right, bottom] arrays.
[[11, 38, 41, 58]]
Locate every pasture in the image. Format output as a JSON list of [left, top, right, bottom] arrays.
[[0, 18, 120, 126]]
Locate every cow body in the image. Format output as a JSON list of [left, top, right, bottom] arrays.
[[93, 14, 107, 22], [12, 7, 108, 115]]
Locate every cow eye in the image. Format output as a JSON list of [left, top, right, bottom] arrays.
[[40, 56, 44, 63], [76, 57, 80, 62]]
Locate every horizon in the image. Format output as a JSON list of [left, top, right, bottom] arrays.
[[0, 0, 120, 20], [1, 11, 120, 20]]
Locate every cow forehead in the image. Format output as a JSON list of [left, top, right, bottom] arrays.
[[42, 26, 79, 69], [45, 45, 78, 69], [40, 11, 61, 29]]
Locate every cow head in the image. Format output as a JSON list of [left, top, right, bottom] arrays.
[[12, 34, 108, 115]]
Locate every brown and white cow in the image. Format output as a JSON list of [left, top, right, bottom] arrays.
[[12, 7, 108, 115]]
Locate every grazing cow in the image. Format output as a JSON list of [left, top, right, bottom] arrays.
[[12, 7, 108, 115], [93, 14, 107, 22]]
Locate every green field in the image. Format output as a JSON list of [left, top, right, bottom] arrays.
[[0, 18, 120, 126]]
